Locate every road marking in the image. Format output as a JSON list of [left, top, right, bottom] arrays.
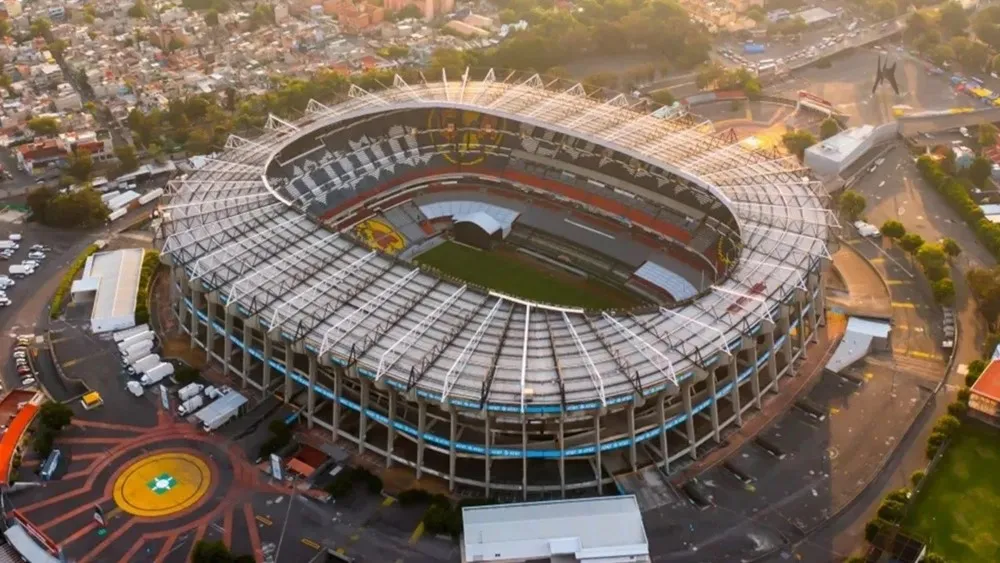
[[870, 257, 886, 263], [301, 538, 321, 550], [409, 521, 425, 545], [381, 496, 396, 507], [885, 280, 911, 285], [829, 407, 840, 415], [255, 515, 272, 526], [891, 302, 916, 309], [893, 349, 942, 360]]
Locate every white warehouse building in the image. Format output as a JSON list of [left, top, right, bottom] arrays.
[[70, 248, 145, 334]]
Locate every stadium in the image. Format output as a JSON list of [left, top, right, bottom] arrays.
[[159, 71, 834, 498]]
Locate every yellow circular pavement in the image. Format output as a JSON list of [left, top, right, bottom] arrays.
[[113, 452, 212, 518]]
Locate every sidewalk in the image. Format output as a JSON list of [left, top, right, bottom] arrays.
[[671, 312, 845, 485]]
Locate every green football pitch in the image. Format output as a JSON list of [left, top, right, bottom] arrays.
[[415, 241, 642, 309], [902, 422, 1000, 562]]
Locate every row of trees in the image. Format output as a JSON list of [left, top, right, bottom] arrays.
[[27, 186, 109, 229], [880, 220, 959, 304], [694, 64, 762, 96], [904, 1, 1000, 73], [134, 250, 160, 324], [915, 155, 1000, 262]]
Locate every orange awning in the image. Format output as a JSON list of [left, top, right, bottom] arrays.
[[0, 403, 39, 484]]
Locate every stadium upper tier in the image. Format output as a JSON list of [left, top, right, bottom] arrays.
[[161, 72, 835, 412]]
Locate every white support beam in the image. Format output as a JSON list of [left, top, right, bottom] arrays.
[[348, 84, 390, 106], [268, 251, 376, 330], [441, 68, 450, 102], [392, 74, 424, 102], [375, 285, 467, 381], [458, 67, 470, 104], [190, 214, 306, 281], [561, 312, 606, 407], [266, 113, 299, 132], [658, 307, 731, 358], [160, 192, 270, 213], [563, 93, 629, 131], [711, 285, 773, 324], [225, 231, 341, 306], [601, 313, 678, 389], [441, 298, 504, 401], [468, 68, 496, 106], [318, 269, 421, 356], [519, 304, 531, 414], [162, 201, 284, 256], [526, 83, 586, 119], [486, 73, 542, 110]]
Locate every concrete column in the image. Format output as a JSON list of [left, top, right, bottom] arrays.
[[359, 379, 369, 454], [386, 392, 396, 468], [796, 300, 807, 352], [189, 288, 201, 348], [306, 354, 317, 430], [263, 336, 273, 393], [594, 414, 603, 496], [748, 340, 762, 409], [169, 267, 180, 320], [658, 394, 669, 473], [729, 358, 742, 426], [558, 416, 566, 498], [627, 403, 637, 472], [176, 269, 189, 328], [449, 409, 457, 492], [223, 307, 233, 377], [283, 351, 294, 401], [817, 277, 827, 328], [205, 298, 215, 362], [521, 416, 528, 501], [810, 290, 820, 343], [707, 372, 720, 442], [331, 367, 342, 442], [682, 382, 697, 460], [766, 331, 778, 393], [484, 414, 492, 497], [416, 398, 426, 479], [241, 326, 251, 389], [780, 305, 793, 363]]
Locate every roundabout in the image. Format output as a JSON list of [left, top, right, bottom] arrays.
[[112, 451, 213, 518]]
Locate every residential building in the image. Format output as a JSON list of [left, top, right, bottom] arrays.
[[15, 138, 68, 174], [970, 360, 1000, 427]]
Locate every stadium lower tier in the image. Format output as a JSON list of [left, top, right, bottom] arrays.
[[171, 267, 825, 498]]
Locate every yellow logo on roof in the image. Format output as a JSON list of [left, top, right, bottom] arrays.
[[355, 218, 406, 255]]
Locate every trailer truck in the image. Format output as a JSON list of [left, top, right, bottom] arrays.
[[140, 362, 175, 386], [178, 395, 204, 416], [113, 324, 150, 342], [132, 355, 161, 374], [177, 383, 204, 402], [118, 331, 154, 353], [122, 340, 154, 359]]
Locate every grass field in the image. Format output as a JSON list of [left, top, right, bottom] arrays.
[[902, 423, 1000, 562], [415, 241, 641, 309]]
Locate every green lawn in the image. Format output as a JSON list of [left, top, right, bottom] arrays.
[[902, 423, 1000, 562], [415, 241, 641, 309]]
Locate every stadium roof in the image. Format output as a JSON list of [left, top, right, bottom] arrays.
[[160, 71, 835, 410], [461, 496, 648, 563], [455, 211, 503, 235]]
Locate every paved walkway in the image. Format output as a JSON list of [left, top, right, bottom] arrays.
[[827, 245, 893, 319]]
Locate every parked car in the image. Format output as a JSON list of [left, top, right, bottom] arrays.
[[26, 252, 45, 260], [20, 378, 35, 387]]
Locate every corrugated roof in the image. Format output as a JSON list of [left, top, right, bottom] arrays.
[[972, 360, 1000, 402], [86, 248, 144, 326], [462, 496, 648, 562]]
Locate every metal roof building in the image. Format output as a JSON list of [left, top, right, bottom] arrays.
[[461, 496, 649, 563], [71, 248, 145, 334]]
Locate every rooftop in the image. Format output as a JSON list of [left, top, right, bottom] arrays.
[[461, 496, 649, 563], [805, 125, 874, 161], [972, 360, 1000, 402], [79, 248, 145, 330]]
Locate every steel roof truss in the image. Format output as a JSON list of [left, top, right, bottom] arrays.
[[375, 284, 467, 381]]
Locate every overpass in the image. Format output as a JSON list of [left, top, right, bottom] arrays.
[[897, 107, 1000, 136]]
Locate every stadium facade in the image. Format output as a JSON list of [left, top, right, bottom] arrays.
[[160, 71, 835, 498]]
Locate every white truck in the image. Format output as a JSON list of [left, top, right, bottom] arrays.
[[177, 383, 204, 402], [0, 241, 17, 251], [126, 381, 144, 397], [132, 354, 161, 374], [8, 265, 32, 277], [118, 331, 154, 353], [140, 362, 175, 386], [122, 340, 154, 359], [113, 324, 150, 343], [177, 395, 204, 416]]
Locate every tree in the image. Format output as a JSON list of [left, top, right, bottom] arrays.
[[819, 117, 839, 140], [38, 402, 73, 431], [967, 266, 1000, 327], [29, 17, 52, 41], [980, 123, 999, 147], [650, 89, 675, 106], [148, 143, 166, 164], [184, 129, 212, 155], [167, 37, 186, 52], [910, 470, 925, 488], [940, 237, 961, 258], [66, 149, 93, 183], [880, 220, 906, 240], [940, 1, 970, 37], [929, 44, 956, 66], [968, 156, 993, 188], [877, 499, 906, 523], [115, 145, 139, 174], [584, 71, 619, 89], [0, 19, 11, 40], [838, 189, 866, 221], [27, 116, 60, 136], [932, 278, 956, 304], [874, 0, 896, 20], [204, 9, 220, 27], [922, 553, 948, 563], [916, 243, 948, 275], [781, 129, 817, 160], [39, 188, 109, 228], [127, 0, 149, 18], [46, 39, 69, 58], [898, 233, 925, 254]]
